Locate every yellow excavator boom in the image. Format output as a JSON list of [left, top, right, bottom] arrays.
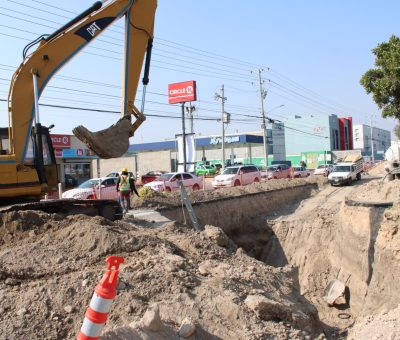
[[0, 0, 157, 199]]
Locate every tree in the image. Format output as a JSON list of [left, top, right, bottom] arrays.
[[360, 35, 400, 120], [394, 124, 400, 140]]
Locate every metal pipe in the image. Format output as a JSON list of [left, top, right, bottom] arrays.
[[58, 183, 63, 199], [221, 85, 225, 170], [32, 73, 40, 124], [182, 103, 187, 172]]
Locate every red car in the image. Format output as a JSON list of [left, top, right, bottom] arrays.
[[141, 171, 168, 185]]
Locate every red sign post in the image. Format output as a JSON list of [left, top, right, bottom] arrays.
[[50, 134, 71, 148], [168, 80, 197, 104]]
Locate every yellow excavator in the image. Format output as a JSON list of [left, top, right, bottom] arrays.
[[0, 0, 157, 219]]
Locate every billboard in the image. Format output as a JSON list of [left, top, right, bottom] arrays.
[[176, 133, 196, 172], [168, 80, 197, 104]]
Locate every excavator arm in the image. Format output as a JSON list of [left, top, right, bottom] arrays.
[[8, 0, 157, 162]]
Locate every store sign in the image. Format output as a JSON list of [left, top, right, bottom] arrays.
[[168, 80, 197, 104], [61, 148, 97, 158], [209, 135, 240, 145], [55, 148, 63, 158], [50, 134, 71, 148]]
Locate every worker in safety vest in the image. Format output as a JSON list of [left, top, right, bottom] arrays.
[[116, 168, 139, 215]]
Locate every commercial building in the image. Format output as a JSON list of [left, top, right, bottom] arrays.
[[94, 124, 287, 177], [50, 134, 98, 187], [284, 114, 353, 155], [352, 124, 391, 160]]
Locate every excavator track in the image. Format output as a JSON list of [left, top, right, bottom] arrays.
[[0, 199, 123, 221]]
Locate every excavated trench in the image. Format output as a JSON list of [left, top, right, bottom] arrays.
[[158, 182, 400, 336]]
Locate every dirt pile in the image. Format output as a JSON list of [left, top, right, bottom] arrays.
[[132, 176, 326, 209], [262, 178, 400, 336], [0, 211, 324, 339], [367, 161, 388, 176], [347, 304, 400, 340], [347, 178, 400, 203]]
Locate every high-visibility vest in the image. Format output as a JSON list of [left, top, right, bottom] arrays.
[[119, 175, 130, 191]]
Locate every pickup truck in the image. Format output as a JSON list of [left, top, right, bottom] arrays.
[[328, 157, 364, 186]]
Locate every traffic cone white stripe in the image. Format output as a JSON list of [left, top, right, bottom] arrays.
[[89, 293, 114, 313], [77, 256, 125, 340], [80, 318, 105, 338]]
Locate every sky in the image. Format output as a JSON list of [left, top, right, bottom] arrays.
[[1, 0, 399, 145]]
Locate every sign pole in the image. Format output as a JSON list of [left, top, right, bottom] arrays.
[[182, 102, 187, 172]]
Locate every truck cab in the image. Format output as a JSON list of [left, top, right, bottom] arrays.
[[328, 158, 364, 186]]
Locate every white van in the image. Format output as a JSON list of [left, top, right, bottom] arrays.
[[212, 165, 260, 188]]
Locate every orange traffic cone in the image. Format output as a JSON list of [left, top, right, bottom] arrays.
[[77, 256, 125, 340]]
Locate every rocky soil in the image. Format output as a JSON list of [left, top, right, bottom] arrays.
[[0, 168, 399, 339], [0, 211, 324, 339]]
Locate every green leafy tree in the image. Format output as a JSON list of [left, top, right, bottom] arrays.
[[360, 35, 400, 120]]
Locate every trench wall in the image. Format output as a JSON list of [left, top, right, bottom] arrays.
[[160, 183, 317, 258], [263, 201, 400, 317]]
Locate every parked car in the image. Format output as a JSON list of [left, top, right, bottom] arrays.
[[141, 170, 168, 184], [293, 166, 311, 178], [62, 177, 118, 200], [313, 164, 333, 176], [195, 164, 216, 176], [212, 165, 260, 188], [106, 171, 134, 178], [266, 164, 292, 180], [144, 172, 202, 192]]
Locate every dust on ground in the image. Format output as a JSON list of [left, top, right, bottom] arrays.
[[0, 210, 324, 340], [1, 172, 399, 339], [347, 304, 400, 340]]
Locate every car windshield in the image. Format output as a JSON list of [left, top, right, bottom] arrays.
[[78, 179, 100, 188], [222, 167, 239, 175], [156, 173, 174, 181], [294, 167, 302, 171], [267, 166, 278, 171], [204, 165, 213, 169], [317, 165, 326, 169], [333, 165, 351, 172]]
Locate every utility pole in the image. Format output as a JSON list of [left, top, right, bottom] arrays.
[[258, 69, 268, 167], [186, 102, 196, 134], [215, 85, 227, 170], [181, 103, 187, 172], [370, 114, 375, 162]]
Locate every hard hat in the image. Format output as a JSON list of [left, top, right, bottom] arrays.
[[121, 167, 128, 172]]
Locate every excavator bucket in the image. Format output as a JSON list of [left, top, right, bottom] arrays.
[[73, 116, 132, 159]]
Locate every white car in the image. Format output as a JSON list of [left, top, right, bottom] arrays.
[[293, 166, 311, 178], [144, 172, 202, 192], [313, 164, 333, 176], [62, 177, 119, 200], [212, 165, 260, 188]]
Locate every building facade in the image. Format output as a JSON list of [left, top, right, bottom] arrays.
[[93, 127, 287, 178], [50, 134, 98, 187], [284, 114, 353, 155], [353, 124, 391, 160]]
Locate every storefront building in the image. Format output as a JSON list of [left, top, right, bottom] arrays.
[[50, 134, 97, 188], [94, 127, 287, 178]]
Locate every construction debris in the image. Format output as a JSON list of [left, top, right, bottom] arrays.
[[0, 165, 399, 339]]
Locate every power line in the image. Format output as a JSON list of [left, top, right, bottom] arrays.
[[2, 0, 366, 120]]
